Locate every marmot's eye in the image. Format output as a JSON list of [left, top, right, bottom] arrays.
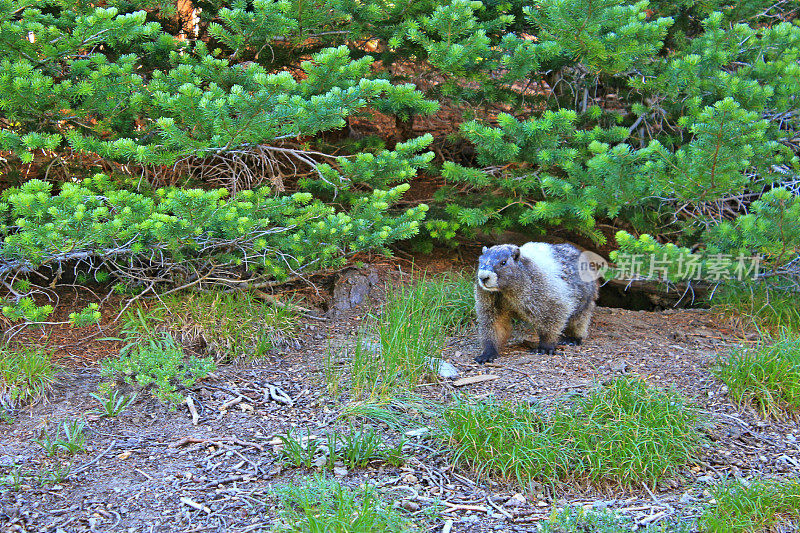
[[499, 260, 506, 267]]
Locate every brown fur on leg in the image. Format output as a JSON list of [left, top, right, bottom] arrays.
[[565, 301, 595, 341], [475, 286, 511, 363]]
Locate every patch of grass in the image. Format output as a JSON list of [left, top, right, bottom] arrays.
[[712, 331, 800, 419], [440, 377, 705, 487], [1, 463, 77, 490], [143, 290, 300, 363], [341, 396, 438, 431], [0, 465, 24, 491], [89, 390, 137, 417], [416, 271, 474, 332], [273, 475, 412, 532], [375, 279, 449, 389], [280, 426, 407, 470], [34, 418, 87, 456], [542, 506, 694, 533], [279, 428, 321, 469], [712, 282, 800, 334], [0, 346, 58, 408], [700, 478, 800, 532], [337, 426, 407, 468], [323, 274, 472, 402], [35, 463, 72, 486], [101, 310, 215, 408]]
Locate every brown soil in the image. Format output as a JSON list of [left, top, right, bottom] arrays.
[[2, 261, 799, 532]]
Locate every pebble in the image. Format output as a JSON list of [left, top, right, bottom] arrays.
[[404, 427, 430, 438], [592, 500, 613, 510], [438, 361, 460, 379], [401, 500, 420, 512], [505, 493, 526, 507], [609, 359, 628, 373]]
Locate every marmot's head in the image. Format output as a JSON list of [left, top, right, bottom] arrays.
[[477, 244, 521, 292]]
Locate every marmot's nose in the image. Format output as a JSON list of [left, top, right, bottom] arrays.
[[478, 272, 491, 283]]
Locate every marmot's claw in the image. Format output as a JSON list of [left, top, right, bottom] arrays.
[[558, 336, 583, 346]]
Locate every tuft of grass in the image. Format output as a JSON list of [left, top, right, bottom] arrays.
[[415, 271, 474, 332], [279, 428, 320, 469], [440, 377, 705, 487], [35, 463, 72, 486], [712, 282, 800, 334], [280, 426, 407, 470], [89, 390, 137, 417], [542, 506, 694, 533], [337, 426, 407, 468], [323, 274, 472, 402], [0, 346, 58, 408], [700, 478, 800, 533], [34, 418, 87, 456], [0, 465, 24, 491], [341, 396, 438, 431], [273, 475, 412, 532], [142, 291, 300, 363], [375, 279, 449, 390], [712, 331, 800, 419]]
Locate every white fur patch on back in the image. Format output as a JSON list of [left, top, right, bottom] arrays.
[[519, 242, 574, 309]]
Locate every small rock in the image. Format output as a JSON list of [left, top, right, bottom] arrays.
[[679, 492, 694, 504], [505, 493, 526, 507], [402, 474, 418, 484], [592, 500, 613, 510], [401, 500, 420, 512], [609, 360, 628, 373], [435, 360, 460, 379], [776, 454, 799, 472], [404, 427, 430, 438], [537, 501, 548, 507], [697, 475, 715, 484], [333, 466, 348, 477]]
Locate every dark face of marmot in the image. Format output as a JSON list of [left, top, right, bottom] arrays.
[[477, 244, 523, 292]]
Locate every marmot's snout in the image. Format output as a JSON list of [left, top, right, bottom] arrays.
[[477, 269, 498, 290]]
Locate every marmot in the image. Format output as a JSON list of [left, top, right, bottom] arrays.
[[475, 242, 599, 364]]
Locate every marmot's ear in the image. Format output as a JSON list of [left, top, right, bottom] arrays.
[[482, 246, 488, 254], [512, 246, 520, 261]]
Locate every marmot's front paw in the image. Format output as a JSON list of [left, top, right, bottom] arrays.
[[475, 351, 496, 364], [558, 336, 583, 346], [534, 343, 557, 355]]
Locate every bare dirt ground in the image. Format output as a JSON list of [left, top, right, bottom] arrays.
[[2, 267, 800, 532]]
